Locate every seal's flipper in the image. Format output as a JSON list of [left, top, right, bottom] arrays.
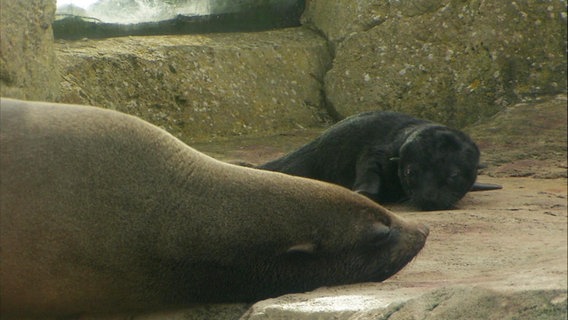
[[353, 180, 381, 199], [353, 151, 382, 200], [470, 182, 503, 191]]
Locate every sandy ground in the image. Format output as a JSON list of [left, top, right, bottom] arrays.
[[196, 95, 567, 319], [398, 176, 567, 294], [95, 173, 566, 319], [82, 95, 566, 319], [234, 175, 567, 319]]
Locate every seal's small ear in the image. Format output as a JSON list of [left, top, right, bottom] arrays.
[[389, 157, 400, 162], [287, 243, 316, 255]]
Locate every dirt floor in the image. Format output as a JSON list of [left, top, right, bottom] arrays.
[[193, 94, 567, 319], [85, 95, 566, 319]]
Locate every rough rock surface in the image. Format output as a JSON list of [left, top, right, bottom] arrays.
[[76, 95, 567, 320], [373, 287, 566, 320], [54, 1, 566, 139], [243, 287, 567, 320], [0, 0, 59, 100], [207, 94, 567, 320], [316, 0, 567, 127], [56, 27, 331, 142], [302, 0, 385, 44], [470, 94, 567, 179]]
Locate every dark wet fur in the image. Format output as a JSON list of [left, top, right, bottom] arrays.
[[259, 111, 484, 211]]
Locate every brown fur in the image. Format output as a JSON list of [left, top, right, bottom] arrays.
[[0, 98, 428, 318]]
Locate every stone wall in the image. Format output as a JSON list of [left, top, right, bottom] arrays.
[[54, 0, 567, 135], [57, 28, 332, 142], [0, 0, 59, 100], [303, 0, 567, 127]]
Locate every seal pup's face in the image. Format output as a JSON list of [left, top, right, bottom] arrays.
[[398, 127, 480, 210]]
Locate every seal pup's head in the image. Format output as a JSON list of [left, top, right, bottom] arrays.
[[397, 125, 480, 210]]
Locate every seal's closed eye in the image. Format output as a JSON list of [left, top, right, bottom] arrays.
[[287, 242, 316, 255], [364, 223, 392, 247]]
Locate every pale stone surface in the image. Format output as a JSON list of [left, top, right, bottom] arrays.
[[56, 27, 332, 142], [0, 0, 59, 100], [302, 0, 445, 43], [309, 0, 567, 127], [243, 288, 567, 320], [54, 1, 566, 137]]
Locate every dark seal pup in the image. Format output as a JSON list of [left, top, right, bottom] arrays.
[[0, 99, 428, 319], [259, 111, 501, 211]]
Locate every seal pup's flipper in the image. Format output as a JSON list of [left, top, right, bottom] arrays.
[[470, 182, 503, 191], [353, 150, 383, 200]]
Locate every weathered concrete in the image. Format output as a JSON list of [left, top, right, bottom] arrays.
[[313, 0, 567, 127], [242, 287, 567, 320], [302, 0, 446, 44], [469, 94, 567, 179], [0, 0, 59, 100], [54, 1, 566, 137], [56, 27, 332, 142]]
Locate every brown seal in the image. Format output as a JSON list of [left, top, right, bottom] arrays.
[[0, 98, 428, 318]]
